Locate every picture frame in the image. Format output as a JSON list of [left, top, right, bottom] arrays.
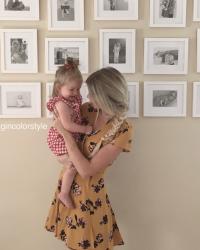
[[193, 82, 200, 117], [0, 82, 41, 118], [80, 83, 89, 104], [46, 82, 54, 118], [45, 38, 89, 74], [193, 0, 200, 21], [127, 82, 139, 118], [48, 0, 84, 31], [144, 38, 188, 75], [0, 0, 39, 20], [149, 0, 187, 27], [143, 81, 187, 117], [94, 0, 138, 20], [100, 29, 136, 73], [197, 29, 200, 72], [0, 29, 38, 73]]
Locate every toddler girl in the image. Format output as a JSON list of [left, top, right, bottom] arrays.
[[46, 58, 92, 208]]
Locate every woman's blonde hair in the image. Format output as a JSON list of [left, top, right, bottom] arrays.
[[86, 67, 128, 117], [52, 57, 83, 97]]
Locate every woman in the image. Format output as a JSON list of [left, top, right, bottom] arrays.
[[44, 67, 133, 250]]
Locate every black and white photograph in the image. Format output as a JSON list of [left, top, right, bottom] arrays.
[[0, 0, 39, 20], [193, 0, 200, 21], [193, 82, 200, 117], [0, 29, 38, 73], [100, 29, 135, 73], [144, 81, 187, 117], [46, 82, 53, 118], [150, 0, 186, 27], [45, 38, 88, 74], [94, 0, 138, 20], [144, 38, 188, 74], [0, 82, 41, 118], [127, 82, 139, 117], [48, 0, 84, 30]]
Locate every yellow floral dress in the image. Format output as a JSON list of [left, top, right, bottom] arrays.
[[44, 102, 133, 250]]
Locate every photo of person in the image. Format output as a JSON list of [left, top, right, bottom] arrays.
[[109, 39, 126, 64], [160, 0, 176, 18], [54, 47, 79, 65], [153, 49, 178, 65], [104, 0, 128, 11], [10, 38, 28, 64], [6, 91, 31, 108], [153, 90, 177, 107], [5, 0, 30, 11], [57, 0, 75, 21]]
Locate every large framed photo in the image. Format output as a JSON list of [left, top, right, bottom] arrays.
[[100, 29, 135, 73], [144, 38, 188, 75], [94, 0, 138, 20], [193, 82, 200, 117], [46, 82, 53, 118], [0, 82, 41, 118], [0, 0, 39, 20], [48, 0, 84, 31], [0, 29, 38, 73], [150, 0, 186, 27], [144, 81, 187, 117], [45, 38, 89, 74], [127, 82, 139, 117], [193, 0, 200, 21]]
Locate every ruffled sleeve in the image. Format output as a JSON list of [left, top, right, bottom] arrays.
[[46, 96, 65, 112]]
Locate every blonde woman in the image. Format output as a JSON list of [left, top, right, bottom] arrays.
[[44, 67, 133, 250]]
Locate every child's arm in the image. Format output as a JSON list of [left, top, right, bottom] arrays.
[[55, 101, 92, 134]]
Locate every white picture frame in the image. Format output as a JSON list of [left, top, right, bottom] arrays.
[[94, 0, 138, 20], [144, 38, 188, 75], [193, 82, 200, 117], [45, 38, 89, 74], [46, 82, 54, 118], [127, 82, 139, 118], [143, 81, 187, 117], [193, 0, 200, 21], [100, 29, 136, 73], [0, 29, 38, 73], [197, 29, 200, 72], [0, 82, 41, 118], [0, 0, 39, 20], [150, 0, 187, 27], [48, 0, 84, 31], [80, 83, 89, 104]]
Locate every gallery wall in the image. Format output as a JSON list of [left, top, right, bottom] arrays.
[[0, 1, 200, 250]]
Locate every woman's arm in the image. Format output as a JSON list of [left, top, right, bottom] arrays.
[[53, 116, 122, 179]]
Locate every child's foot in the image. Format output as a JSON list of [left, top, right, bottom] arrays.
[[58, 192, 75, 208]]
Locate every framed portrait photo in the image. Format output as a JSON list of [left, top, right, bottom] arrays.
[[193, 0, 200, 21], [196, 29, 200, 72], [193, 82, 200, 117], [48, 0, 84, 31], [46, 82, 54, 118], [127, 82, 139, 118], [143, 81, 187, 117], [144, 38, 188, 75], [100, 29, 136, 73], [94, 0, 138, 20], [0, 0, 39, 20], [45, 38, 89, 74], [0, 29, 38, 73], [0, 82, 41, 118]]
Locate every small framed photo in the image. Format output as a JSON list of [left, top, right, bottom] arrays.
[[46, 82, 54, 118], [100, 29, 135, 73], [0, 82, 41, 118], [80, 83, 89, 104], [150, 0, 186, 27], [94, 0, 138, 20], [144, 81, 187, 117], [45, 38, 89, 74], [193, 82, 200, 117], [0, 29, 38, 73], [127, 82, 139, 117], [193, 0, 200, 21], [144, 38, 188, 75], [48, 0, 84, 30], [0, 0, 39, 20]]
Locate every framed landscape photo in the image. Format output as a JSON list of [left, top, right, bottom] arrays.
[[48, 0, 84, 30], [144, 38, 188, 75], [100, 29, 135, 73], [46, 82, 53, 118], [193, 82, 200, 117], [193, 0, 200, 21], [0, 82, 41, 118], [45, 38, 89, 74], [0, 0, 39, 20], [150, 0, 186, 27], [127, 82, 139, 117], [94, 0, 138, 20], [143, 81, 187, 117], [0, 29, 38, 73]]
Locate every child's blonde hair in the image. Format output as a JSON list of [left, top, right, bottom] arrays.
[[52, 57, 83, 97], [86, 67, 128, 118]]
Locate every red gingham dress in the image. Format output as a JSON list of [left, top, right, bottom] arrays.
[[46, 95, 82, 156]]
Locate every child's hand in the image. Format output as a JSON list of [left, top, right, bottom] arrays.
[[85, 125, 93, 135]]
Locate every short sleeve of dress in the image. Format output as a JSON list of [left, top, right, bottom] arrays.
[[110, 119, 133, 152]]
